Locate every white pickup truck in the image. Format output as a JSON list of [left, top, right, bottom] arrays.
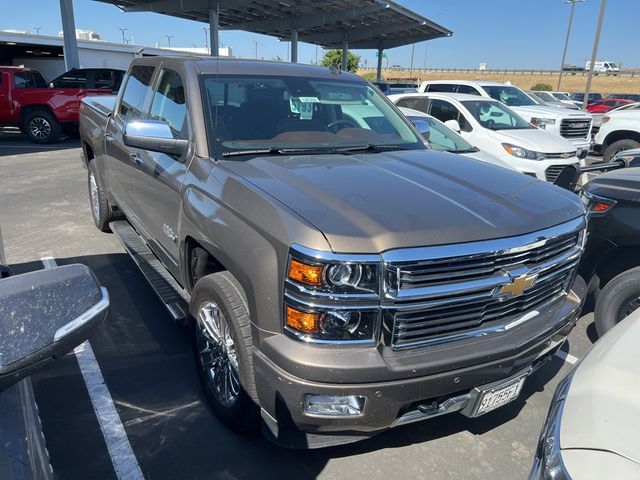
[[593, 108, 640, 160], [418, 80, 593, 159]]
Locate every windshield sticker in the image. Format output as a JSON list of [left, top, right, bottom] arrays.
[[289, 97, 318, 119]]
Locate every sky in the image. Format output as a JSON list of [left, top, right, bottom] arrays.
[[2, 0, 639, 69]]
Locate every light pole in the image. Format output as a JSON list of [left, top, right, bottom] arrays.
[[165, 34, 173, 48], [203, 27, 210, 53], [423, 43, 428, 70], [409, 42, 415, 76], [557, 0, 586, 90], [583, 0, 607, 110], [33, 26, 42, 35], [118, 27, 127, 44], [252, 40, 260, 59]]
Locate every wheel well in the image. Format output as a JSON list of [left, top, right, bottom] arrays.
[[185, 237, 226, 291], [596, 246, 640, 288], [603, 130, 640, 149], [19, 105, 55, 126]]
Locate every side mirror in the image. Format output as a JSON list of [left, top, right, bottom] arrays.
[[444, 119, 461, 133], [0, 264, 108, 391], [612, 149, 640, 168], [48, 82, 54, 88], [410, 119, 431, 140], [123, 120, 189, 157]]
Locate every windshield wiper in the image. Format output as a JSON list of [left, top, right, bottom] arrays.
[[336, 144, 411, 153], [221, 148, 287, 158], [449, 147, 479, 154]]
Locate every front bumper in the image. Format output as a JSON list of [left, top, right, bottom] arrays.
[[255, 276, 586, 448]]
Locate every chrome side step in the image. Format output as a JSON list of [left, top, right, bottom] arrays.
[[110, 221, 189, 324]]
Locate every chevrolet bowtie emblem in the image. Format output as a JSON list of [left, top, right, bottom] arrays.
[[499, 273, 538, 298]]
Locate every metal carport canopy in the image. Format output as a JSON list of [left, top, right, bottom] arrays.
[[94, 0, 451, 77]]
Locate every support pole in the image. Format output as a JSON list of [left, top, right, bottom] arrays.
[[59, 0, 80, 70], [376, 46, 383, 81], [341, 31, 348, 71], [290, 29, 298, 63], [209, 8, 219, 56], [557, 1, 579, 91], [583, 0, 607, 110]]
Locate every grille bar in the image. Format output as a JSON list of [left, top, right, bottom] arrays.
[[560, 118, 592, 139]]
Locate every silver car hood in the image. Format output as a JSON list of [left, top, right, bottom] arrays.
[[561, 308, 640, 465]]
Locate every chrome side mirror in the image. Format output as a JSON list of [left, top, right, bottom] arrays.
[[123, 120, 189, 157]]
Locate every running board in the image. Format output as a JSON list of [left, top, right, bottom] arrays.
[[110, 221, 190, 324]]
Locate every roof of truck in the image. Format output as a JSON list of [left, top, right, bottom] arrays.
[[420, 79, 511, 87], [141, 56, 364, 81], [389, 92, 499, 102]]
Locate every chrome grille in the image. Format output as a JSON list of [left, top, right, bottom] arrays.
[[391, 262, 574, 349], [383, 218, 584, 350], [385, 231, 579, 290], [560, 118, 592, 139], [545, 165, 567, 182]]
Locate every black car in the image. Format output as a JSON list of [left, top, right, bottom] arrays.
[[569, 92, 602, 104], [605, 93, 640, 102], [579, 151, 640, 335], [49, 68, 125, 93]]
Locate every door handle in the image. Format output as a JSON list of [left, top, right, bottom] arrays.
[[130, 153, 143, 167], [104, 132, 114, 143]]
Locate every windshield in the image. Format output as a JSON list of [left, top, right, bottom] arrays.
[[552, 93, 572, 101], [407, 115, 474, 152], [482, 85, 537, 107], [462, 100, 533, 130], [200, 74, 424, 157], [534, 91, 556, 103]]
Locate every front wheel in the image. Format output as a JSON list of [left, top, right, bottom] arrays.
[[603, 139, 640, 162], [23, 110, 61, 144], [87, 161, 118, 232], [594, 267, 640, 336], [190, 271, 259, 432]]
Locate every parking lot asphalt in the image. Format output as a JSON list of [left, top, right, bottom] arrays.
[[0, 131, 600, 480]]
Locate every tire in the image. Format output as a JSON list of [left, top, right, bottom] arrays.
[[87, 161, 118, 232], [594, 267, 640, 337], [190, 271, 259, 432], [603, 139, 640, 162], [23, 109, 61, 144]]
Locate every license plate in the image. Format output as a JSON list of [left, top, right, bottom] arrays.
[[473, 376, 526, 416]]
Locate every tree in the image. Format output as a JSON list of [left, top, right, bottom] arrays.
[[531, 82, 553, 91], [320, 49, 361, 73]]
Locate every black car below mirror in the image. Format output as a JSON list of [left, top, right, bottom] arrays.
[[0, 264, 109, 391]]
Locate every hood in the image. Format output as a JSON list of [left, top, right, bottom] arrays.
[[487, 128, 576, 154], [512, 104, 590, 119], [463, 149, 514, 170], [221, 150, 584, 253], [585, 167, 640, 202], [561, 308, 640, 465]]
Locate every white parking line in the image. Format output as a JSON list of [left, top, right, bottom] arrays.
[[555, 349, 579, 365], [41, 257, 144, 480]]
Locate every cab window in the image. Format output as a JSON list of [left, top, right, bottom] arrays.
[[395, 97, 428, 113], [456, 85, 481, 95], [51, 70, 87, 88], [14, 71, 47, 88], [150, 69, 188, 139], [425, 84, 456, 93], [427, 99, 470, 131], [119, 65, 155, 121]]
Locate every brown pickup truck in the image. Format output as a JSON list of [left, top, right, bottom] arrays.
[[80, 56, 587, 448]]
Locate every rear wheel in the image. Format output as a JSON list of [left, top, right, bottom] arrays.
[[594, 267, 640, 336], [87, 161, 118, 232], [23, 109, 61, 144], [603, 139, 640, 162], [190, 271, 259, 432]]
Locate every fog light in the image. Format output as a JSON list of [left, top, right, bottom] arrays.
[[304, 395, 365, 417]]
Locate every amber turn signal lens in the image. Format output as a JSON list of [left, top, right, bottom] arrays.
[[286, 306, 320, 334], [288, 259, 323, 286]]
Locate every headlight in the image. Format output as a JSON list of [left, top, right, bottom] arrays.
[[530, 117, 556, 129], [530, 373, 574, 480], [284, 246, 381, 343], [502, 143, 546, 160], [287, 257, 378, 294]]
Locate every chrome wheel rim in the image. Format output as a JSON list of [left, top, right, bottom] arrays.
[[89, 172, 100, 220], [29, 117, 51, 139], [196, 301, 240, 406]]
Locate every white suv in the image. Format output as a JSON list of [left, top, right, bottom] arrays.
[[418, 80, 593, 158], [390, 92, 580, 182], [593, 108, 640, 160]]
